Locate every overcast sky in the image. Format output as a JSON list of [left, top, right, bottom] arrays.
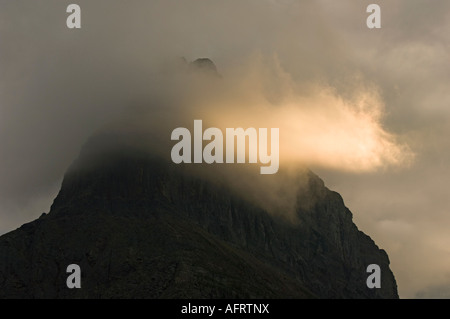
[[1, 0, 450, 298]]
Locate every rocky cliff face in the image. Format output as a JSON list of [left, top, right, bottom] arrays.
[[0, 138, 399, 298]]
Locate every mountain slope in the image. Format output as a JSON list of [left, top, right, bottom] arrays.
[[0, 139, 398, 299]]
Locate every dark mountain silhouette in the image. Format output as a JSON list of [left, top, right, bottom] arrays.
[[0, 134, 398, 299]]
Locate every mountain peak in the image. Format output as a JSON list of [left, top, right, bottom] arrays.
[[189, 58, 220, 76]]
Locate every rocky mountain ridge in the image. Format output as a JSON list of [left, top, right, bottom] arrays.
[[0, 138, 398, 298]]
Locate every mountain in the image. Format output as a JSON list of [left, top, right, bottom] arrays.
[[0, 134, 399, 299]]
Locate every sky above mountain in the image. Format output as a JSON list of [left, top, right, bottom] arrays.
[[1, 0, 450, 298]]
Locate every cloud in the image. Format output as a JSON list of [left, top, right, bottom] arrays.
[[189, 56, 412, 172]]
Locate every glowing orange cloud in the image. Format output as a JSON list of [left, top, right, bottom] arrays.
[[192, 60, 413, 172]]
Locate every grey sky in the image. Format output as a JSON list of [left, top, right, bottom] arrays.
[[1, 0, 449, 298]]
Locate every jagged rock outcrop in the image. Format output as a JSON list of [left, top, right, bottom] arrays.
[[0, 138, 398, 299], [189, 58, 220, 76]]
